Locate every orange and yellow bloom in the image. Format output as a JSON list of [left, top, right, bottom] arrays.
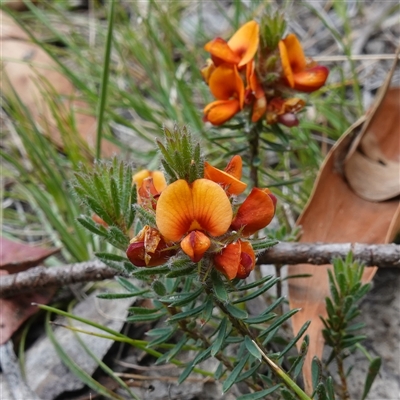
[[204, 20, 259, 68], [156, 178, 232, 262], [202, 19, 329, 126], [279, 34, 329, 93], [202, 21, 259, 125], [127, 156, 277, 280], [203, 64, 245, 125]]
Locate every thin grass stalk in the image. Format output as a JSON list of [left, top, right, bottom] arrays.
[[66, 302, 140, 400], [38, 304, 213, 378], [96, 0, 116, 159]]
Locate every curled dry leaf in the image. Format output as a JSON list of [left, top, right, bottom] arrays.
[[288, 87, 400, 391], [0, 236, 60, 274], [344, 88, 400, 201]]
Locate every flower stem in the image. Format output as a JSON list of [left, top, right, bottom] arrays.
[[248, 123, 261, 188], [251, 340, 312, 400], [336, 354, 351, 400]]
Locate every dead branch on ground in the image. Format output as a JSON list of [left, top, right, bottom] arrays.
[[1, 242, 399, 298]]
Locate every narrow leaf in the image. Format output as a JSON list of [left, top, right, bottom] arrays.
[[225, 304, 248, 319], [178, 348, 212, 384], [236, 385, 281, 399], [212, 270, 228, 302], [126, 312, 166, 322], [259, 309, 300, 339], [244, 336, 261, 361], [361, 357, 381, 400], [168, 303, 206, 322], [211, 317, 228, 356], [233, 278, 279, 304], [311, 357, 323, 390], [222, 355, 250, 393], [279, 320, 311, 359], [234, 274, 273, 291], [170, 287, 203, 307], [244, 313, 276, 325]]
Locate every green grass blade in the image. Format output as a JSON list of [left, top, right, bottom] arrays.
[[96, 0, 115, 158]]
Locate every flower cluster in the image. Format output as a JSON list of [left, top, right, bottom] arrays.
[[127, 156, 276, 280], [202, 19, 329, 126]]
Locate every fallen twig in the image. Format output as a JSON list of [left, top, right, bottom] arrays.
[[257, 242, 400, 268], [0, 242, 399, 298]]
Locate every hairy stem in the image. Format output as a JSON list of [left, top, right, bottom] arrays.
[[336, 355, 351, 400], [248, 122, 261, 188]]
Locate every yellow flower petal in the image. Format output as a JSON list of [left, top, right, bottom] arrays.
[[279, 40, 294, 88], [231, 188, 276, 236], [228, 20, 259, 67], [214, 240, 256, 280], [224, 155, 243, 180], [156, 179, 233, 242], [181, 231, 211, 262], [204, 37, 241, 65], [282, 33, 307, 73], [204, 159, 247, 196], [203, 99, 241, 125], [133, 169, 152, 187], [133, 170, 167, 193], [293, 65, 329, 92], [214, 242, 241, 280], [209, 64, 244, 106], [151, 171, 167, 192]]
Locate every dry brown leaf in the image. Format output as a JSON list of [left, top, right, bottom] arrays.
[[288, 86, 400, 392], [0, 236, 60, 274], [1, 0, 38, 12], [0, 11, 29, 40], [0, 271, 55, 345], [0, 10, 120, 158], [0, 237, 57, 344]]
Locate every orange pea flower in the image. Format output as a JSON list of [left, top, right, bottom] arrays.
[[126, 225, 174, 267], [279, 33, 329, 92], [231, 188, 277, 237], [204, 155, 247, 196], [133, 170, 167, 206], [214, 240, 256, 280], [204, 21, 259, 68], [156, 179, 233, 262], [203, 21, 260, 125], [203, 64, 245, 125], [246, 60, 267, 122]]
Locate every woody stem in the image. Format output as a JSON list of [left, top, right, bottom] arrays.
[[248, 123, 260, 188]]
